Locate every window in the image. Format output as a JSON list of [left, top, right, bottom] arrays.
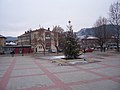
[[39, 46, 43, 49]]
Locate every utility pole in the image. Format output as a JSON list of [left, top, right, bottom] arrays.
[[21, 36, 24, 56]]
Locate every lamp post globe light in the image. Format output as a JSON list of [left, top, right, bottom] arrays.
[[68, 20, 71, 24]]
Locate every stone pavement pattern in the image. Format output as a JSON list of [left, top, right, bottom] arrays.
[[0, 53, 120, 90]]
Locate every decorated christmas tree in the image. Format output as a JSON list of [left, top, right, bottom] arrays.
[[63, 21, 80, 59]]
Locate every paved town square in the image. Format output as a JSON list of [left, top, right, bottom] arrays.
[[1, 0, 120, 90], [0, 51, 120, 90]]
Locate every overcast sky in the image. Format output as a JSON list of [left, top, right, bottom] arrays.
[[0, 0, 118, 37]]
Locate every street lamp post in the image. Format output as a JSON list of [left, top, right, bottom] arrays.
[[21, 37, 24, 56], [22, 45, 24, 56]]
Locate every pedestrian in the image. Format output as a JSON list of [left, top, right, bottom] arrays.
[[83, 48, 86, 54], [10, 50, 15, 57]]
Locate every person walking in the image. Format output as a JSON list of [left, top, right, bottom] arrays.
[[10, 50, 15, 57]]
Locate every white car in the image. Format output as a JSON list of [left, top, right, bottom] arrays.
[[51, 49, 57, 53]]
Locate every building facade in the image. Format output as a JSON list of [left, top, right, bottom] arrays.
[[17, 31, 32, 54], [31, 28, 46, 52], [80, 36, 98, 49], [0, 35, 6, 54], [17, 28, 65, 53], [0, 35, 6, 46], [17, 31, 32, 46], [31, 28, 57, 52]]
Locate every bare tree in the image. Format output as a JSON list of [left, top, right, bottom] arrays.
[[31, 29, 46, 55], [52, 26, 64, 54], [53, 26, 64, 33], [53, 31, 59, 54], [94, 17, 111, 52], [108, 2, 120, 52], [31, 37, 38, 53], [37, 29, 46, 55]]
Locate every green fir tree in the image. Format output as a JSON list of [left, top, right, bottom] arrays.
[[63, 21, 80, 59]]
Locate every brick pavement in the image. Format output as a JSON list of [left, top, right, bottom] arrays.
[[0, 52, 120, 90]]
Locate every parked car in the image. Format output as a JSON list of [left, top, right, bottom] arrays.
[[85, 48, 94, 52], [51, 49, 57, 53]]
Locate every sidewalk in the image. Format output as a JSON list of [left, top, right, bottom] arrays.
[[0, 52, 120, 90]]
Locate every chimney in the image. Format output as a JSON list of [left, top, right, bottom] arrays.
[[48, 27, 50, 31]]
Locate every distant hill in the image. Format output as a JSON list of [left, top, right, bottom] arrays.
[[76, 25, 120, 38], [76, 28, 95, 36], [6, 36, 17, 41]]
